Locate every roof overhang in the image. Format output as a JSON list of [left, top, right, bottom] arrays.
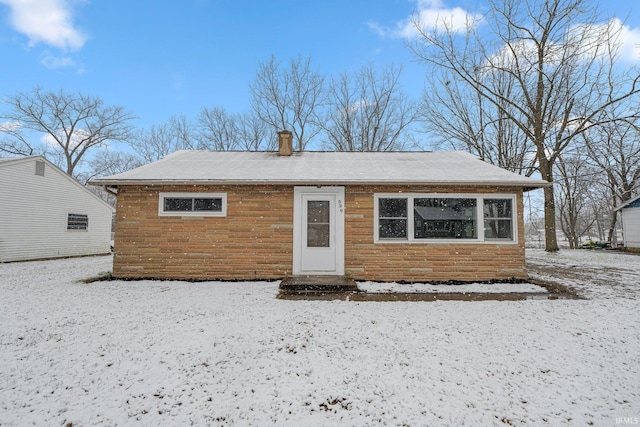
[[614, 194, 640, 211], [91, 179, 551, 191]]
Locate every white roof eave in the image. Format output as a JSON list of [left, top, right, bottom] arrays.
[[614, 194, 640, 211], [91, 178, 551, 190]]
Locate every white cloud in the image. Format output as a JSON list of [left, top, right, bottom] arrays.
[[483, 39, 564, 73], [482, 17, 640, 73], [563, 18, 640, 64], [369, 0, 481, 39], [40, 53, 76, 69], [40, 51, 86, 74], [0, 120, 21, 133], [0, 0, 86, 50], [366, 20, 386, 37], [42, 128, 90, 148], [610, 18, 640, 63], [345, 99, 373, 116]]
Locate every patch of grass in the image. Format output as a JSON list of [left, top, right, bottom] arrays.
[[527, 278, 582, 299], [81, 271, 113, 283]]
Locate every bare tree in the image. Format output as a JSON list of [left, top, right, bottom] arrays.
[[82, 150, 142, 183], [236, 111, 274, 151], [78, 150, 143, 206], [555, 151, 597, 248], [0, 86, 135, 177], [0, 120, 46, 157], [195, 107, 239, 151], [422, 68, 536, 175], [250, 55, 325, 151], [170, 115, 196, 151], [323, 64, 418, 151], [586, 181, 621, 243], [584, 111, 640, 242], [131, 115, 194, 163], [409, 0, 640, 251]]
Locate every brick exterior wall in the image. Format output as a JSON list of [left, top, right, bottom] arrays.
[[344, 185, 527, 282], [113, 184, 527, 281], [114, 185, 294, 280]]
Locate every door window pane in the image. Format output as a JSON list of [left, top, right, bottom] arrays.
[[307, 201, 330, 247]]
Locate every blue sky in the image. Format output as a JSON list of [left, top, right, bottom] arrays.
[[1, 0, 639, 132]]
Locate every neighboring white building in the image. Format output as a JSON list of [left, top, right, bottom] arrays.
[[616, 195, 640, 251], [0, 156, 114, 262]]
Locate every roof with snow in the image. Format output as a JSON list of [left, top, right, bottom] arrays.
[[0, 156, 115, 211], [0, 157, 20, 164], [615, 194, 640, 210], [90, 150, 550, 190], [0, 156, 47, 166]]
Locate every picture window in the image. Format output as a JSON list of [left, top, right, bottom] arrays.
[[375, 194, 516, 243]]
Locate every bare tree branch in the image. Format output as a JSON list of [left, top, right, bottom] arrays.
[[250, 55, 325, 151], [130, 115, 192, 163], [409, 0, 640, 251], [0, 86, 135, 177], [322, 64, 418, 152]]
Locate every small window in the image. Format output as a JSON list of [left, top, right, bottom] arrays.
[[159, 192, 227, 217], [35, 160, 45, 176], [67, 213, 88, 230], [378, 197, 408, 239], [484, 199, 513, 239]]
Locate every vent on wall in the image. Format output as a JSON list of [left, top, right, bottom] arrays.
[[67, 213, 89, 230], [35, 160, 45, 176]]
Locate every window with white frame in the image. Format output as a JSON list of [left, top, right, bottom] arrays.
[[375, 194, 516, 243], [483, 198, 513, 240], [378, 197, 408, 239], [159, 192, 227, 216]]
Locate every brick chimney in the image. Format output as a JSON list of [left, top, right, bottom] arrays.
[[277, 130, 293, 156]]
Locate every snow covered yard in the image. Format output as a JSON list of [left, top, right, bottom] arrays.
[[527, 248, 640, 300], [1, 252, 638, 426]]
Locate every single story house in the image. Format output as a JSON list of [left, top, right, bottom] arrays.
[[0, 156, 115, 262], [615, 195, 640, 251], [90, 131, 549, 282]]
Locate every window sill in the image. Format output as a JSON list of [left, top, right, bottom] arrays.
[[375, 239, 518, 245]]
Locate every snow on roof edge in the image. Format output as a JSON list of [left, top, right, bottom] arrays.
[[615, 194, 640, 210], [90, 178, 549, 190], [88, 150, 551, 190]]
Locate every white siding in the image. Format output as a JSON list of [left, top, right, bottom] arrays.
[[0, 158, 114, 262], [621, 208, 640, 249]]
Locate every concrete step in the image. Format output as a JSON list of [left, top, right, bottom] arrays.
[[279, 275, 358, 292]]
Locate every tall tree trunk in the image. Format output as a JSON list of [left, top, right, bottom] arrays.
[[595, 207, 603, 241], [543, 185, 559, 251], [608, 211, 618, 244], [540, 158, 559, 252]]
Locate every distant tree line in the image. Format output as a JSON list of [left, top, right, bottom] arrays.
[[1, 0, 639, 252]]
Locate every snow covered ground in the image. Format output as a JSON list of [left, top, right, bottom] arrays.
[[358, 281, 548, 294], [1, 251, 638, 426], [527, 248, 640, 300]]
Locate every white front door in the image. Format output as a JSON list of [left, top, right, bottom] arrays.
[[293, 187, 345, 275]]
